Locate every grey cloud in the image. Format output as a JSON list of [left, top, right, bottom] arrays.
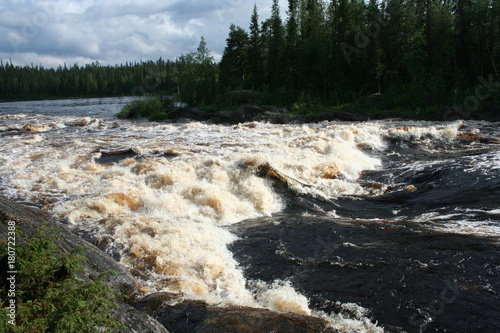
[[166, 0, 240, 21], [82, 1, 170, 20], [0, 0, 287, 67]]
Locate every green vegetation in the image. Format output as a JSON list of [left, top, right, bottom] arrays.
[[117, 96, 176, 121], [217, 0, 500, 117], [0, 59, 178, 101], [1, 0, 499, 119], [0, 225, 122, 333]]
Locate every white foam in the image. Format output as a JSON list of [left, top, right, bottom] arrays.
[[412, 210, 500, 237], [385, 121, 461, 142], [6, 115, 491, 329]]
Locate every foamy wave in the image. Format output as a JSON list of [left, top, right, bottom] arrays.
[[0, 116, 413, 330]]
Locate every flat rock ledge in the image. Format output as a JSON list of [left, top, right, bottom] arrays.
[[131, 294, 337, 333], [0, 196, 337, 332]]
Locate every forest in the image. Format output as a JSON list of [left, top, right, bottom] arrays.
[[1, 0, 499, 118]]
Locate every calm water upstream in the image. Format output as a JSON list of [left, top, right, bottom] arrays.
[[0, 97, 498, 332]]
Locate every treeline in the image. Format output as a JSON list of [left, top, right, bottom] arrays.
[[219, 0, 500, 113], [0, 58, 178, 101], [1, 0, 499, 116]]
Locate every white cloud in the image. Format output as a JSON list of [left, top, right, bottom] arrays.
[[0, 0, 288, 67]]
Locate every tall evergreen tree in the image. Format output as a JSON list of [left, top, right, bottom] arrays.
[[283, 0, 300, 92], [490, 0, 500, 80], [219, 24, 250, 91], [298, 0, 328, 97], [194, 36, 217, 105], [266, 0, 285, 91], [247, 5, 264, 90], [329, 0, 358, 97], [366, 0, 384, 93]]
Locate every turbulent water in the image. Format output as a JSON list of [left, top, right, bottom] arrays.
[[0, 97, 498, 332]]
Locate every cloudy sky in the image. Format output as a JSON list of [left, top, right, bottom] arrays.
[[0, 0, 287, 68]]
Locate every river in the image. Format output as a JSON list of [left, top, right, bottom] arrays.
[[0, 97, 498, 332]]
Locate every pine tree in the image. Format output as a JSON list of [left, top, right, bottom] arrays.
[[283, 0, 300, 92], [266, 0, 285, 91], [298, 0, 328, 97], [219, 24, 250, 91], [248, 5, 264, 90]]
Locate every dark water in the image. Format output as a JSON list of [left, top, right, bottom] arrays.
[[229, 128, 500, 332], [0, 96, 138, 118]]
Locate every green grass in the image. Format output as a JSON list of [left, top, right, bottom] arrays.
[[0, 225, 123, 333]]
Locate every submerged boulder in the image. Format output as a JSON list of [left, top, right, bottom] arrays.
[[22, 123, 49, 132]]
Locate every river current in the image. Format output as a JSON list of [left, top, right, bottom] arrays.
[[0, 97, 498, 332]]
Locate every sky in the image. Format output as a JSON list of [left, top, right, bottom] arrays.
[[0, 0, 287, 68]]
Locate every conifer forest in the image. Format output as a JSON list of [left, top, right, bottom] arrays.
[[1, 0, 499, 117]]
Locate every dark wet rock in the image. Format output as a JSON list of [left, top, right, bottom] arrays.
[[209, 110, 233, 124], [260, 105, 289, 114], [255, 111, 301, 124], [151, 102, 498, 124], [369, 110, 398, 120], [434, 106, 471, 121], [94, 148, 137, 164], [145, 300, 337, 333], [167, 107, 212, 122], [230, 105, 266, 123], [93, 148, 180, 165], [333, 111, 371, 121], [0, 196, 168, 333], [130, 292, 184, 312], [114, 302, 170, 333], [164, 104, 397, 125], [308, 111, 371, 122], [167, 105, 294, 125]]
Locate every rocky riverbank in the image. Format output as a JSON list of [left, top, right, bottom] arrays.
[[0, 196, 337, 332], [130, 103, 500, 124], [159, 104, 399, 125]]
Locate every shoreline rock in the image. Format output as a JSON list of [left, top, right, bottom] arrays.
[[135, 298, 338, 333], [165, 105, 400, 125], [0, 196, 168, 333]]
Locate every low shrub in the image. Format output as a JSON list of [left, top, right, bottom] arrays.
[[117, 97, 166, 120], [0, 226, 122, 333]]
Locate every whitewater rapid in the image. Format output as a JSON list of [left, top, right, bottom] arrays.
[[1, 102, 498, 331]]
